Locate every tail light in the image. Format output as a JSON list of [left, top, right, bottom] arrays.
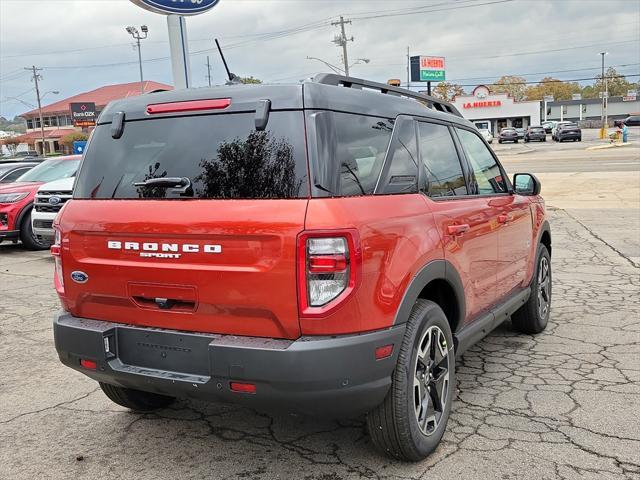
[[51, 227, 64, 290], [297, 230, 361, 318]]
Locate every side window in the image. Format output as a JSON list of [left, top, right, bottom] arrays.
[[1, 168, 29, 183], [377, 117, 418, 194], [456, 128, 507, 195], [417, 122, 467, 197], [333, 113, 394, 196]]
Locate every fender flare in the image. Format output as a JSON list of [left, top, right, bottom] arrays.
[[537, 219, 551, 254], [393, 259, 466, 333], [15, 202, 34, 233]]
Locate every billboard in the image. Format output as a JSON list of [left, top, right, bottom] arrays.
[[410, 56, 445, 82], [70, 102, 97, 128]]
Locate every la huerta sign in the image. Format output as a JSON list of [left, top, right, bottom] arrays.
[[410, 56, 446, 82], [70, 102, 97, 128], [130, 0, 220, 15]]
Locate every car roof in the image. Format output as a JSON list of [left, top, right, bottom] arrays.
[[0, 161, 39, 169], [96, 74, 473, 129]]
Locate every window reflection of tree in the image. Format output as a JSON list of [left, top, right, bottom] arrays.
[[136, 162, 168, 198], [195, 130, 302, 199]]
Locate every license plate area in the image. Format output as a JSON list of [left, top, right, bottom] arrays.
[[116, 327, 216, 376]]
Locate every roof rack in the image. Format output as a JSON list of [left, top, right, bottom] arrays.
[[311, 73, 463, 118]]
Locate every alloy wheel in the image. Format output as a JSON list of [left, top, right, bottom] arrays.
[[537, 256, 550, 319], [413, 325, 450, 436]]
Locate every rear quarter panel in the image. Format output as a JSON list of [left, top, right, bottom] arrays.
[[303, 194, 442, 335]]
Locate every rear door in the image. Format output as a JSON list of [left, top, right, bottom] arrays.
[[61, 109, 309, 340], [417, 121, 500, 324], [454, 127, 532, 301]]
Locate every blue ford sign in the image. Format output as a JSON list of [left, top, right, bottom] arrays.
[[130, 0, 220, 15]]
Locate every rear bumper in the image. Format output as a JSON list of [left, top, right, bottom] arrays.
[[54, 311, 405, 417]]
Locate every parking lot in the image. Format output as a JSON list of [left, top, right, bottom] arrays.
[[1, 137, 639, 479]]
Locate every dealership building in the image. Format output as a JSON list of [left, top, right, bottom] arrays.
[[18, 80, 171, 155], [544, 95, 639, 125], [451, 85, 541, 134]]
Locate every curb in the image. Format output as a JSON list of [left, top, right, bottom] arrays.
[[585, 142, 635, 151]]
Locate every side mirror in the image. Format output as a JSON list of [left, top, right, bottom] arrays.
[[513, 173, 541, 196]]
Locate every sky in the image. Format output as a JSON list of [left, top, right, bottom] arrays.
[[0, 0, 639, 119]]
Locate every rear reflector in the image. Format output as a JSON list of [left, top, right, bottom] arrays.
[[80, 359, 97, 370], [230, 382, 256, 394], [50, 244, 61, 256], [146, 98, 231, 115], [375, 344, 394, 360]]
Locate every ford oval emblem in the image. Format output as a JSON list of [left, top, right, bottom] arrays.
[[48, 196, 61, 206], [130, 0, 220, 15], [71, 271, 89, 284]]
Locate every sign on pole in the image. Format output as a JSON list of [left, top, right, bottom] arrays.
[[410, 56, 446, 82], [70, 102, 97, 127], [129, 0, 221, 90]]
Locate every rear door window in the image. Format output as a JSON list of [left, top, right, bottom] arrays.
[[75, 112, 309, 199], [456, 128, 507, 195], [417, 122, 468, 197]]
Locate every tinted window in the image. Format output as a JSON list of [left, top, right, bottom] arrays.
[[456, 128, 507, 195], [1, 168, 31, 182], [377, 117, 418, 194], [17, 158, 80, 183], [417, 122, 467, 197], [311, 112, 393, 197], [75, 112, 309, 199]]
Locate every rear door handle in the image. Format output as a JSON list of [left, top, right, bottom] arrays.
[[498, 214, 513, 224], [447, 224, 470, 236]]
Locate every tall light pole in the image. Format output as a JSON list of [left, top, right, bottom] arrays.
[[600, 51, 608, 138], [126, 25, 148, 94]]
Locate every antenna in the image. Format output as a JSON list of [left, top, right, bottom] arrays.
[[215, 38, 235, 83]]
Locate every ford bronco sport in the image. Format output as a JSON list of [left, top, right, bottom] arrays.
[[52, 75, 551, 461]]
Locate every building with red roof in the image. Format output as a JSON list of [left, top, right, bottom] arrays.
[[18, 80, 172, 154]]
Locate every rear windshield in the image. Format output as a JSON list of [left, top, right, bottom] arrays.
[[74, 112, 309, 199], [17, 158, 79, 183]]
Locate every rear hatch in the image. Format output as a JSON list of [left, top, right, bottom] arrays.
[[58, 98, 309, 340]]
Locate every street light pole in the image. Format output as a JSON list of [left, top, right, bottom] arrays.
[[126, 25, 148, 94], [600, 51, 608, 138]]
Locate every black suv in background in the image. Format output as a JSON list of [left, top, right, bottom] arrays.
[[524, 126, 546, 142], [555, 123, 581, 142], [498, 127, 519, 143]]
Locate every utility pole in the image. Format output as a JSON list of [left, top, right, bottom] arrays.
[[206, 56, 212, 87], [331, 16, 353, 77], [600, 51, 607, 138], [406, 46, 410, 89], [25, 65, 46, 156]]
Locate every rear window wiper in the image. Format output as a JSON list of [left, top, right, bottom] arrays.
[[134, 177, 193, 196]]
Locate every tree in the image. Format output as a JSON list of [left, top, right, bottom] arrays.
[[432, 82, 465, 101], [1, 136, 20, 156], [59, 132, 88, 148], [525, 77, 582, 101], [239, 76, 262, 84], [582, 67, 638, 98], [491, 75, 527, 101]]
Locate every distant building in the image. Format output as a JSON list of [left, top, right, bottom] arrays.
[[451, 85, 541, 134], [544, 95, 640, 125], [17, 80, 172, 155]]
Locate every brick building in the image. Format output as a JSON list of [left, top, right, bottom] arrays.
[[17, 81, 172, 154]]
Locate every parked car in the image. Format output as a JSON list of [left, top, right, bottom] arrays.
[[13, 150, 40, 159], [478, 128, 493, 143], [541, 121, 556, 134], [623, 115, 640, 126], [551, 121, 573, 140], [0, 155, 80, 249], [51, 75, 551, 461], [0, 161, 38, 183], [514, 127, 525, 139], [555, 122, 581, 142], [524, 126, 547, 142], [31, 176, 75, 245], [498, 127, 519, 143]]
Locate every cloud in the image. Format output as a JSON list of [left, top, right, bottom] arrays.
[[0, 0, 638, 119]]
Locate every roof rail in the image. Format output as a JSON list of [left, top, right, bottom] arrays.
[[311, 73, 463, 118]]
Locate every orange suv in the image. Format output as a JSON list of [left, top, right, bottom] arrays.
[[52, 75, 551, 461]]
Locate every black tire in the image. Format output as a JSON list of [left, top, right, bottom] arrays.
[[543, 137, 546, 142], [498, 140, 502, 144], [99, 382, 175, 411], [367, 300, 455, 461], [19, 209, 49, 251], [512, 244, 551, 334], [514, 139, 518, 143]]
